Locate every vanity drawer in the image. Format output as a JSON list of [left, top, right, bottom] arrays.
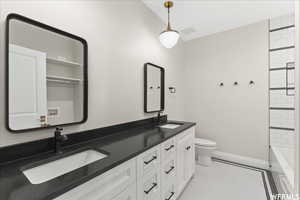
[[137, 145, 161, 177], [161, 156, 176, 188], [161, 183, 176, 200], [54, 158, 136, 200], [137, 169, 161, 200], [161, 138, 176, 161]]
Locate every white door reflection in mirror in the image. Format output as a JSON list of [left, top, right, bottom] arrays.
[[9, 44, 47, 130]]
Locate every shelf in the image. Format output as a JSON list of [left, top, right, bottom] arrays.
[[269, 67, 295, 71], [46, 57, 81, 68], [269, 107, 295, 110], [270, 126, 295, 131], [269, 25, 295, 32], [269, 87, 295, 90], [46, 75, 82, 84], [269, 46, 295, 52]]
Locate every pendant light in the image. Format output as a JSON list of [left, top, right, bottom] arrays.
[[159, 1, 179, 49]]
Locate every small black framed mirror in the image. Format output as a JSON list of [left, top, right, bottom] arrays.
[[6, 13, 88, 132], [144, 63, 165, 113]]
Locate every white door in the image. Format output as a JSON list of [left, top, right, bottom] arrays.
[[9, 44, 47, 130]]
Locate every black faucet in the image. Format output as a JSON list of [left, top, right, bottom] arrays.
[[54, 127, 68, 154], [157, 111, 162, 125]]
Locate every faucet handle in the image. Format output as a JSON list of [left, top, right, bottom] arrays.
[[55, 127, 63, 132]]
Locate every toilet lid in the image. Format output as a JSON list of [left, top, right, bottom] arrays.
[[195, 138, 216, 147]]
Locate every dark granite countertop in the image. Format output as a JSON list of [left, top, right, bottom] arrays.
[[0, 120, 195, 200]]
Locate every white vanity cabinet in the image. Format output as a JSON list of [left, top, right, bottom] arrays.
[[55, 126, 195, 200], [176, 127, 195, 194]]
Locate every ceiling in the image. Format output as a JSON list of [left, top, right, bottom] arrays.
[[142, 0, 295, 41]]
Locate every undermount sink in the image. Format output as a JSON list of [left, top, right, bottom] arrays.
[[159, 123, 182, 129], [22, 149, 107, 184]]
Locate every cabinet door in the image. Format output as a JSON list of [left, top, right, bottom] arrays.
[[176, 128, 195, 194], [54, 158, 136, 200], [176, 134, 190, 193], [185, 133, 195, 181], [111, 184, 136, 200]]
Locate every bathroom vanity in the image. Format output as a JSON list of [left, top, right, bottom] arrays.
[[55, 126, 195, 200], [0, 118, 195, 200]]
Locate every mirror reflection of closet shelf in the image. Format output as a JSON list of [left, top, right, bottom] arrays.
[[46, 57, 81, 68], [46, 75, 82, 84]]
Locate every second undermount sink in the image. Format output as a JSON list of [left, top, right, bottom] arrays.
[[159, 123, 182, 129], [22, 149, 107, 184]]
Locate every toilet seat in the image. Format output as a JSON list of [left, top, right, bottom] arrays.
[[195, 138, 216, 147]]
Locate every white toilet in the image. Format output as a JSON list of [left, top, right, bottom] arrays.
[[195, 138, 217, 166]]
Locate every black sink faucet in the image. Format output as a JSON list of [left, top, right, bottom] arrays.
[[157, 111, 162, 125], [54, 127, 68, 154]]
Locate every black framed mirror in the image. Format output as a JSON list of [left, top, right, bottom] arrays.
[[144, 63, 165, 113], [6, 13, 88, 132]]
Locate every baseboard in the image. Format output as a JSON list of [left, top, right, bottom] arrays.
[[213, 151, 270, 170]]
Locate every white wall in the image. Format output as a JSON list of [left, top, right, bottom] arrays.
[[0, 0, 185, 147], [183, 21, 269, 161]]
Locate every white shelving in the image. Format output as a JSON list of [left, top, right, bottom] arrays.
[[46, 75, 82, 84], [46, 57, 81, 68]]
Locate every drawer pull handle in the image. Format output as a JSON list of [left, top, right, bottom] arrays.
[[165, 145, 174, 151], [165, 192, 175, 200], [186, 146, 191, 150], [165, 166, 175, 174], [144, 183, 157, 194], [144, 156, 157, 165]]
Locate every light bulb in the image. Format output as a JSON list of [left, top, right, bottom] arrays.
[[159, 30, 179, 49]]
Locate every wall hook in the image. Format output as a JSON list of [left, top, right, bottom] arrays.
[[234, 81, 238, 86], [168, 87, 176, 93], [249, 80, 255, 85]]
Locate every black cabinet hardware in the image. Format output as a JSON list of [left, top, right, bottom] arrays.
[[144, 156, 157, 165], [144, 183, 157, 194], [286, 62, 295, 96], [186, 146, 191, 150], [165, 166, 175, 174], [165, 145, 174, 151], [165, 192, 175, 200]]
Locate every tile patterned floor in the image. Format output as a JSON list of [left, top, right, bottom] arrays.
[[178, 159, 274, 200]]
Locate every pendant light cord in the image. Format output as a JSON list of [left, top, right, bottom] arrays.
[[167, 5, 171, 30]]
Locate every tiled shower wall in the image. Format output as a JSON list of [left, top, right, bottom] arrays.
[[269, 15, 295, 193]]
